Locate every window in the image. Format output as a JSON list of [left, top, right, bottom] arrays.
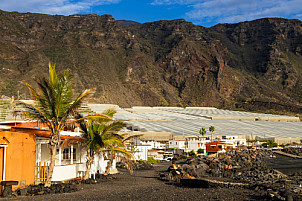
[[62, 148, 76, 160], [63, 148, 69, 159], [73, 148, 76, 160]]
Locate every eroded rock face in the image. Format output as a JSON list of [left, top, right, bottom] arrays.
[[179, 150, 302, 200], [1, 10, 302, 112]]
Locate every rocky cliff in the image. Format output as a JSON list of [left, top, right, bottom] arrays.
[[0, 10, 302, 113]]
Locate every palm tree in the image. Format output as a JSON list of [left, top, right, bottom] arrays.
[[209, 126, 215, 142], [17, 63, 105, 187], [77, 109, 134, 179], [199, 128, 207, 137]]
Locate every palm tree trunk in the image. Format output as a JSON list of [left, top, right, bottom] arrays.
[[84, 154, 94, 180], [105, 152, 114, 175], [105, 158, 113, 175], [44, 144, 56, 187]]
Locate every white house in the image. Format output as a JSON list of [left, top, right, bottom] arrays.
[[185, 136, 211, 152], [220, 135, 247, 148], [35, 130, 118, 182], [129, 144, 152, 161], [2, 122, 118, 183], [168, 140, 186, 149], [140, 139, 166, 149]]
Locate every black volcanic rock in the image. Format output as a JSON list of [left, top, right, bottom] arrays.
[[0, 10, 302, 113]]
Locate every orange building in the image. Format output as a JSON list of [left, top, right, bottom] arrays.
[[0, 131, 36, 192], [206, 141, 227, 154]]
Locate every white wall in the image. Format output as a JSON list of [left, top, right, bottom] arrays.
[[37, 142, 118, 181], [52, 164, 77, 181], [186, 140, 210, 151], [169, 140, 186, 149], [133, 145, 151, 161]]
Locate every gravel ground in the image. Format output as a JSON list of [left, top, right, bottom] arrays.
[[265, 154, 302, 175], [3, 162, 267, 201]]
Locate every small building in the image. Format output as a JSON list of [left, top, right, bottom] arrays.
[[221, 136, 247, 148], [0, 121, 118, 190], [148, 150, 165, 160], [140, 139, 166, 149], [130, 144, 152, 161], [0, 130, 36, 192], [206, 141, 227, 154], [185, 136, 211, 152], [168, 140, 186, 150]]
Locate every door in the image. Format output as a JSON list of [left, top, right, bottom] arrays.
[[0, 147, 3, 195]]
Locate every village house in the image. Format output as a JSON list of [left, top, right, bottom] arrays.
[[147, 150, 165, 160], [0, 121, 117, 192], [0, 126, 35, 193], [185, 136, 211, 153], [220, 136, 247, 148], [128, 144, 151, 161], [168, 140, 186, 150], [140, 139, 166, 149], [206, 141, 228, 154]]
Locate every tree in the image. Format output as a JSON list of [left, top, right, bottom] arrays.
[[262, 140, 278, 148], [209, 126, 215, 141], [18, 63, 104, 187], [77, 109, 134, 179], [199, 128, 207, 137]]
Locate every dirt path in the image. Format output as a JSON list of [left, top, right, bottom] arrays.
[[6, 162, 266, 201]]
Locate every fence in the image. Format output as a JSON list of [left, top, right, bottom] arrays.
[[35, 162, 49, 183]]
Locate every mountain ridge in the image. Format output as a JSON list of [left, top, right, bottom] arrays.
[[0, 10, 302, 114]]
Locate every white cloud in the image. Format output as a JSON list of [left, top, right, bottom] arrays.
[[151, 0, 199, 5], [1, 0, 120, 15], [151, 0, 302, 26]]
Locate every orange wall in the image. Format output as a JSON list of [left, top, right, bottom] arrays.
[[0, 131, 36, 190], [206, 141, 226, 153]]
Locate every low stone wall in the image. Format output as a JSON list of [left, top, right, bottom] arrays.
[[180, 178, 249, 188]]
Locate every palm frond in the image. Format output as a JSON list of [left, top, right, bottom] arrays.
[[49, 63, 58, 86], [101, 109, 117, 118], [101, 148, 134, 160], [16, 101, 51, 127], [72, 114, 112, 123], [102, 121, 126, 135], [122, 134, 144, 142], [61, 138, 81, 150], [60, 89, 93, 124]]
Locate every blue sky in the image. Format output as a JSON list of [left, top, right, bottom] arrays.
[[1, 0, 302, 27]]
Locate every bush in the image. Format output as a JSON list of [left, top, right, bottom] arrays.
[[188, 150, 196, 157], [197, 149, 205, 154], [147, 157, 159, 164], [262, 140, 278, 148]]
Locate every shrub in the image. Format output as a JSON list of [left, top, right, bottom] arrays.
[[262, 140, 278, 148], [188, 150, 196, 157], [197, 149, 204, 154], [147, 157, 159, 164]]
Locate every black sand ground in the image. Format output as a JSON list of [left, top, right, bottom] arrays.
[[5, 162, 267, 201], [265, 153, 302, 175]]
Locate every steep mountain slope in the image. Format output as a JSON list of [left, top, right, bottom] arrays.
[[0, 10, 302, 113]]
